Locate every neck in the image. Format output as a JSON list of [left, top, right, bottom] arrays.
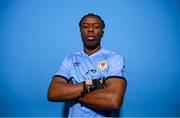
[[84, 46, 101, 56]]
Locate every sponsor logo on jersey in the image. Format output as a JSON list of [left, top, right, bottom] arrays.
[[98, 60, 108, 70], [73, 62, 80, 67]]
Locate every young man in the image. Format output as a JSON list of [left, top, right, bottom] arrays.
[[48, 13, 127, 117]]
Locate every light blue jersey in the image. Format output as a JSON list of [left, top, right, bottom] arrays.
[[54, 48, 126, 117]]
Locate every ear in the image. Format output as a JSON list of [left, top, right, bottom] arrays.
[[101, 30, 104, 37]]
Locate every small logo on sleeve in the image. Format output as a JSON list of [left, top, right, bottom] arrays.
[[98, 60, 108, 70], [73, 62, 80, 67]]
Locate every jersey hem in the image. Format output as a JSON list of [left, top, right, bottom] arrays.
[[53, 75, 69, 82], [106, 76, 127, 83]]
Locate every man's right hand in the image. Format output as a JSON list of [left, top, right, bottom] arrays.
[[81, 78, 105, 97]]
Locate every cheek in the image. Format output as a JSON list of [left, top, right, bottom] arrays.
[[80, 31, 85, 37], [81, 30, 87, 35], [96, 31, 103, 37]]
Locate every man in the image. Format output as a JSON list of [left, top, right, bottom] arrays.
[[48, 13, 127, 117]]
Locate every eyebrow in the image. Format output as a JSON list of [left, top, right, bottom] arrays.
[[82, 23, 100, 25]]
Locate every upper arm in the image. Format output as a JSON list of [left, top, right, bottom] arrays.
[[105, 77, 127, 95], [105, 77, 127, 109], [50, 76, 68, 87], [50, 56, 72, 93], [48, 76, 68, 98], [105, 53, 126, 95], [54, 56, 71, 80], [107, 54, 125, 78]]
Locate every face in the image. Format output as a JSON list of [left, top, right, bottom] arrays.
[[80, 16, 104, 50]]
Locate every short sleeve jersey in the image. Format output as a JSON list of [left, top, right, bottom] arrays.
[[54, 48, 126, 117]]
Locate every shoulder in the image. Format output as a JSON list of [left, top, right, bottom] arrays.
[[102, 48, 124, 61], [63, 51, 83, 61]]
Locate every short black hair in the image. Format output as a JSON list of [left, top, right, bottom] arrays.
[[79, 13, 105, 29]]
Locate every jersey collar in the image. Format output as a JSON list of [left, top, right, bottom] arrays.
[[81, 48, 104, 58]]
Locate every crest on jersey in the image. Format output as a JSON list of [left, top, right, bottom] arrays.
[[98, 60, 108, 70]]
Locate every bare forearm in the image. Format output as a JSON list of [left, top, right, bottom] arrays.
[[79, 79, 126, 110], [79, 88, 122, 110], [48, 78, 83, 102], [51, 83, 83, 101]]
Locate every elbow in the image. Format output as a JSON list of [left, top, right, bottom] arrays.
[[47, 91, 63, 102], [110, 102, 120, 110], [47, 91, 56, 101], [48, 97, 53, 101], [48, 95, 54, 102], [109, 97, 123, 110], [111, 102, 121, 110]]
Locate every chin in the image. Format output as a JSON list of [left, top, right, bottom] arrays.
[[86, 46, 97, 50], [85, 43, 100, 50], [82, 39, 101, 50]]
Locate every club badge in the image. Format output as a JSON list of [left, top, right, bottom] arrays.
[[98, 60, 108, 70]]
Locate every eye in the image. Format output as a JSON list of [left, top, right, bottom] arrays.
[[94, 25, 100, 29], [83, 26, 88, 28], [82, 25, 88, 29]]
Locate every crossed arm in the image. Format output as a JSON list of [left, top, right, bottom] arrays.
[[48, 76, 127, 110]]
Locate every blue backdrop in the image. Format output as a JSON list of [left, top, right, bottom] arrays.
[[1, 0, 180, 117]]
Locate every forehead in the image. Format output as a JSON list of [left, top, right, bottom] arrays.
[[81, 16, 102, 24]]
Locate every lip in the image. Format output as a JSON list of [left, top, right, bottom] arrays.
[[86, 36, 96, 41]]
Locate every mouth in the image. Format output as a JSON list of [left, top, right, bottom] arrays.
[[86, 36, 96, 41]]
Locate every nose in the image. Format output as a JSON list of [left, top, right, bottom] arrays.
[[88, 26, 94, 32]]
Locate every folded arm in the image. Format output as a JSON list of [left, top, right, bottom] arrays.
[[79, 77, 127, 110], [48, 76, 127, 110], [48, 76, 83, 102]]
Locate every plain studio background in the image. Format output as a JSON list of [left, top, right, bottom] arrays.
[[0, 0, 180, 117]]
